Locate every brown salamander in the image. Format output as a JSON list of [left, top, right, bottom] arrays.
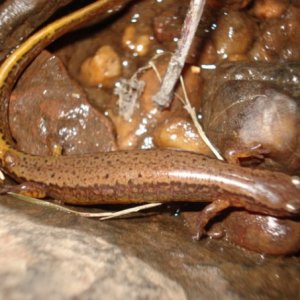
[[0, 0, 299, 237]]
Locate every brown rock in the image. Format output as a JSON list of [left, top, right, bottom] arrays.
[[80, 45, 122, 87], [10, 50, 117, 156], [212, 11, 256, 59], [202, 61, 300, 172], [0, 0, 74, 61], [251, 0, 288, 19], [222, 211, 300, 255], [153, 116, 212, 156]]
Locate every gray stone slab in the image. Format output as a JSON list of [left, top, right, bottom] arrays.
[[0, 195, 299, 300]]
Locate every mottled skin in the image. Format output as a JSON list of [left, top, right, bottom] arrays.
[[2, 148, 300, 217], [0, 0, 300, 238]]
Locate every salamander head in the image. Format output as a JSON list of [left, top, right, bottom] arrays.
[[253, 174, 300, 216], [284, 176, 300, 213]]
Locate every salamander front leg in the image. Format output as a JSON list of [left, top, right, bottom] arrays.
[[225, 145, 269, 165], [0, 182, 47, 199], [194, 199, 230, 240]]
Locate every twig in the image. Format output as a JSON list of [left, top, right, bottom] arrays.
[[99, 203, 162, 220], [152, 0, 206, 107], [8, 192, 162, 219], [8, 192, 112, 217]]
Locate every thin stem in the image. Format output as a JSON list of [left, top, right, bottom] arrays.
[[8, 192, 162, 219]]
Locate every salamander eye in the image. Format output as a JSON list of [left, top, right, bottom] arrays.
[[291, 176, 300, 188]]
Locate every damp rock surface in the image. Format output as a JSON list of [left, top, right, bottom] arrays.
[[0, 195, 299, 300], [9, 50, 116, 156]]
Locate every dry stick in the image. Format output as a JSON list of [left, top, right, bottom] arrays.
[[9, 192, 113, 217], [8, 192, 161, 219], [99, 203, 162, 220], [152, 0, 206, 107]]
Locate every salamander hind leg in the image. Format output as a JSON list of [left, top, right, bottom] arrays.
[[0, 182, 47, 199], [193, 199, 231, 240]]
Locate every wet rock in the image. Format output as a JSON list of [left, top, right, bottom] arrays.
[[0, 0, 74, 61], [0, 196, 186, 300], [0, 196, 299, 299], [202, 62, 300, 172], [10, 50, 117, 155], [153, 116, 212, 156], [204, 61, 300, 100], [122, 24, 153, 57], [219, 211, 300, 255], [251, 0, 288, 20], [203, 80, 300, 171], [211, 10, 256, 59], [80, 45, 122, 87]]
